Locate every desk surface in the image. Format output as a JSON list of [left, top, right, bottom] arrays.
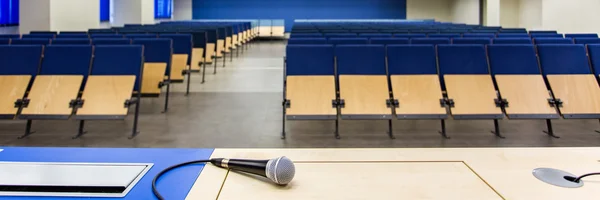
[[188, 148, 600, 200]]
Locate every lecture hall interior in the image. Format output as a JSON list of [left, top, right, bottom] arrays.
[[0, 0, 599, 199]]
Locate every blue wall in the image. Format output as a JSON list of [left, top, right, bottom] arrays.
[[192, 0, 407, 32]]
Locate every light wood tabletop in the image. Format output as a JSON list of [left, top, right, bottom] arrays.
[[225, 37, 232, 53], [141, 62, 167, 95], [191, 48, 204, 71], [205, 43, 215, 63], [20, 75, 82, 117], [187, 148, 600, 200], [216, 40, 225, 57], [170, 54, 188, 81], [75, 75, 135, 117], [546, 74, 600, 115], [495, 75, 557, 117], [286, 76, 336, 119], [0, 75, 31, 117], [390, 75, 446, 117], [339, 75, 392, 118], [444, 75, 502, 117]]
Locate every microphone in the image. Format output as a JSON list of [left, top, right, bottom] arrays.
[[210, 156, 296, 185]]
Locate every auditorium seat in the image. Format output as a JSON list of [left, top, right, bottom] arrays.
[[538, 44, 600, 119], [534, 38, 574, 44], [287, 38, 328, 44], [493, 38, 533, 44], [160, 34, 193, 82], [11, 38, 51, 45], [0, 39, 9, 45], [531, 33, 564, 38], [75, 45, 143, 138], [370, 38, 409, 45], [387, 45, 447, 121], [359, 33, 392, 38], [393, 34, 426, 39], [463, 33, 495, 38], [438, 44, 503, 122], [336, 45, 392, 121], [90, 34, 124, 38], [51, 38, 91, 45], [283, 45, 337, 138], [92, 38, 131, 45], [132, 38, 172, 97], [291, 33, 323, 38], [588, 44, 600, 75], [565, 33, 598, 38], [428, 33, 461, 38], [530, 30, 558, 34], [324, 33, 357, 38], [0, 45, 43, 119], [488, 44, 559, 120], [60, 31, 88, 35], [329, 38, 369, 45], [575, 38, 600, 45], [497, 33, 529, 38], [0, 34, 21, 39], [452, 38, 491, 45], [126, 34, 158, 39], [20, 45, 92, 120], [411, 38, 450, 45], [22, 34, 55, 39], [55, 34, 89, 39]]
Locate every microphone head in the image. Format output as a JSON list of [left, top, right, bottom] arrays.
[[265, 156, 295, 185]]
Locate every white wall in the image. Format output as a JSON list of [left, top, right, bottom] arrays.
[[114, 0, 142, 26], [407, 0, 453, 22], [518, 0, 542, 30], [173, 0, 192, 20], [451, 0, 480, 24], [485, 0, 500, 26], [141, 0, 156, 24], [500, 0, 520, 28], [49, 0, 100, 31], [19, 0, 51, 33], [541, 0, 600, 34]]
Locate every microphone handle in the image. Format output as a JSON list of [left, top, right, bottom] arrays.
[[211, 158, 269, 177]]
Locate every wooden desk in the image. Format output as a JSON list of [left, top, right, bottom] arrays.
[[141, 62, 167, 96], [286, 76, 336, 120], [191, 48, 204, 71], [0, 76, 31, 119], [391, 75, 446, 119], [170, 54, 188, 81], [205, 43, 215, 63], [20, 75, 82, 119], [75, 75, 135, 119], [216, 40, 225, 57], [547, 74, 600, 118], [187, 148, 600, 200], [444, 75, 503, 119], [495, 75, 558, 119], [339, 75, 392, 119]]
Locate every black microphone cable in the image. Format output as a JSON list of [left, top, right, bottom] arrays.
[[567, 172, 600, 183], [152, 159, 212, 200]]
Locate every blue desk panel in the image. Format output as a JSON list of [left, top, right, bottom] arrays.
[[0, 147, 214, 200]]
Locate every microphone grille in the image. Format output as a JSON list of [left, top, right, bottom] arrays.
[[266, 156, 295, 185]]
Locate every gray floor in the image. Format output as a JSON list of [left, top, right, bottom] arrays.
[[2, 40, 600, 148]]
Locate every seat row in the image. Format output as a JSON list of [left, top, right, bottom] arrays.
[[282, 44, 600, 139], [0, 45, 144, 138], [290, 33, 597, 39], [288, 37, 600, 45]]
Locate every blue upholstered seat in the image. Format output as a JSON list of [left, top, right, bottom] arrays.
[[90, 34, 124, 39], [393, 33, 426, 39], [40, 45, 93, 76], [92, 45, 144, 91], [335, 45, 386, 75], [329, 38, 369, 45], [428, 33, 461, 38], [437, 44, 489, 75], [530, 33, 564, 38], [463, 33, 495, 38], [287, 38, 328, 45], [575, 38, 600, 45], [11, 38, 51, 45], [411, 38, 450, 45], [587, 44, 600, 75], [529, 30, 557, 34], [488, 44, 540, 75], [324, 33, 357, 38], [0, 45, 43, 76], [285, 45, 334, 76], [290, 33, 323, 38], [51, 38, 91, 45], [493, 38, 533, 44], [0, 39, 9, 45], [565, 33, 598, 38], [160, 34, 193, 57], [0, 34, 21, 39], [370, 38, 409, 45], [387, 45, 437, 75], [133, 38, 173, 76], [359, 33, 392, 38], [496, 33, 529, 38], [537, 44, 590, 75], [92, 38, 131, 45], [22, 34, 55, 39], [534, 38, 573, 44], [126, 34, 158, 39], [55, 34, 89, 39], [452, 38, 491, 45]]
